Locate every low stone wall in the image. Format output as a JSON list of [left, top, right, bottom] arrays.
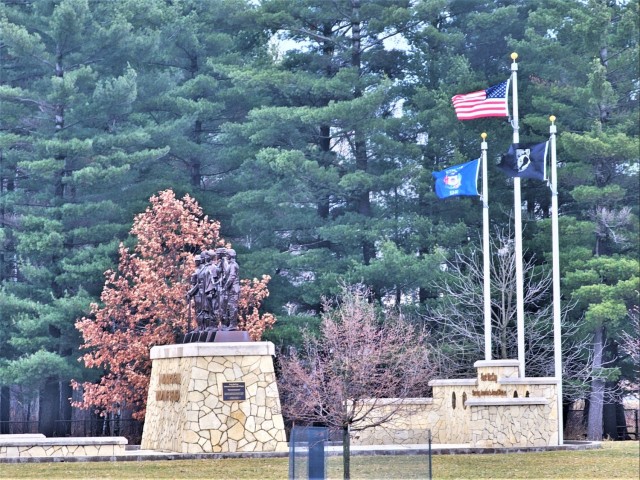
[[351, 360, 559, 448], [350, 398, 434, 445], [141, 341, 287, 454], [0, 436, 127, 458]]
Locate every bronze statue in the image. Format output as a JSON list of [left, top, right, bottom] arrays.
[[215, 248, 230, 329], [224, 249, 240, 330], [185, 247, 242, 341], [204, 249, 222, 328], [185, 254, 204, 329]]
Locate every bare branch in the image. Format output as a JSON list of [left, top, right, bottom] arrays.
[[424, 228, 593, 396], [278, 284, 435, 434]]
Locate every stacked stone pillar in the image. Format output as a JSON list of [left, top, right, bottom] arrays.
[[467, 360, 559, 447], [141, 342, 287, 453]]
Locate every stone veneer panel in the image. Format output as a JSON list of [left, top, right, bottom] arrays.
[[141, 341, 287, 454]]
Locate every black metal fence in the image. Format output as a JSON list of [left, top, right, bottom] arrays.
[[0, 419, 144, 445], [621, 408, 639, 439], [565, 408, 639, 440], [0, 420, 39, 435]]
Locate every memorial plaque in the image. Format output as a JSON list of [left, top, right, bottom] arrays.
[[222, 382, 246, 401]]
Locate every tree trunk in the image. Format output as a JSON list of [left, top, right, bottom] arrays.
[[350, 1, 375, 266], [0, 386, 9, 434], [58, 381, 72, 436], [317, 123, 332, 220], [562, 399, 572, 430], [316, 23, 334, 222], [602, 395, 618, 440], [499, 322, 508, 359], [587, 325, 605, 440], [604, 397, 629, 441], [598, 45, 610, 122], [190, 119, 203, 187], [342, 425, 351, 480], [188, 52, 202, 188], [602, 341, 623, 439], [39, 380, 61, 437], [25, 394, 33, 433], [617, 403, 631, 440]]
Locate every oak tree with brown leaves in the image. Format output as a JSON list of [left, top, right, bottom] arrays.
[[73, 190, 275, 419]]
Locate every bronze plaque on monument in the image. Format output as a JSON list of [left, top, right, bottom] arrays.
[[222, 382, 246, 401]]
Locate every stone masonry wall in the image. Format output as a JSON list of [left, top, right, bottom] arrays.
[[351, 360, 559, 448]]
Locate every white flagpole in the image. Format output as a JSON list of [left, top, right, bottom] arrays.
[[511, 52, 525, 378], [549, 115, 564, 445], [481, 132, 491, 360]]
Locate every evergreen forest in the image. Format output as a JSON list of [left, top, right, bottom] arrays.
[[0, 0, 638, 442]]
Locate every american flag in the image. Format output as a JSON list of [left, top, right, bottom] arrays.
[[451, 81, 509, 121]]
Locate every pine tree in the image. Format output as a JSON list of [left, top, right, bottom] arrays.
[[0, 0, 168, 434], [220, 0, 448, 311]]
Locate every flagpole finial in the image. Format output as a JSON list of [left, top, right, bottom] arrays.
[[549, 115, 556, 124], [511, 52, 518, 61], [481, 132, 487, 140]]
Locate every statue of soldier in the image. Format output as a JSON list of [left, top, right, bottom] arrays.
[[197, 250, 218, 328], [223, 249, 240, 330], [185, 254, 204, 329], [185, 247, 243, 338], [204, 249, 222, 329], [215, 248, 229, 327]]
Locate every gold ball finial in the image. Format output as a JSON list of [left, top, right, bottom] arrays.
[[511, 52, 518, 61], [481, 132, 487, 140], [549, 115, 556, 124]]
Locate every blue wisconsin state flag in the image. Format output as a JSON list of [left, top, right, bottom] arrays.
[[432, 158, 480, 199]]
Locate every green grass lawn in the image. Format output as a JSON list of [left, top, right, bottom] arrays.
[[0, 441, 638, 480]]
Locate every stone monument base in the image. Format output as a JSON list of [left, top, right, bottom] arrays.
[[141, 341, 287, 453]]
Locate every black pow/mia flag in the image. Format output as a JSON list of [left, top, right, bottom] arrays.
[[498, 142, 548, 181]]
